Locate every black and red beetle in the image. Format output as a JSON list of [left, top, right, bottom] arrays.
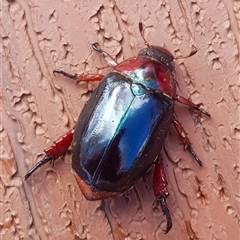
[[25, 23, 210, 233]]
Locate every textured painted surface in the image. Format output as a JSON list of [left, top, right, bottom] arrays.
[[1, 0, 240, 239]]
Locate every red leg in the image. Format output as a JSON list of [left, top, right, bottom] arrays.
[[53, 42, 118, 82], [173, 118, 202, 166], [153, 154, 172, 233], [175, 95, 210, 117], [25, 129, 74, 180], [53, 69, 104, 83]]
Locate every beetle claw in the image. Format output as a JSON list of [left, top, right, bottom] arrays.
[[187, 145, 203, 167], [24, 155, 54, 180], [193, 104, 211, 118], [157, 196, 172, 234]]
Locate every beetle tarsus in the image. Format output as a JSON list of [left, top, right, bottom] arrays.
[[24, 155, 54, 180], [193, 105, 211, 118], [53, 69, 78, 81], [187, 145, 203, 167], [173, 118, 203, 166], [157, 196, 172, 234], [153, 155, 172, 233]]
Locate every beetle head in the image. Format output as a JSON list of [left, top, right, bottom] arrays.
[[138, 46, 175, 72], [138, 23, 175, 72]]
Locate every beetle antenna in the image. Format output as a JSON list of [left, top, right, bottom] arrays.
[[92, 42, 118, 67], [24, 155, 54, 180], [175, 47, 198, 60], [139, 22, 150, 47]]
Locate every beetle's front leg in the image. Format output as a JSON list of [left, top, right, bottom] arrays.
[[53, 69, 104, 83], [25, 129, 74, 180], [175, 95, 210, 117], [53, 42, 118, 82], [153, 154, 172, 233]]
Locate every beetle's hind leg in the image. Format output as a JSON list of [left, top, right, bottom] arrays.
[[153, 154, 172, 233], [173, 118, 202, 166]]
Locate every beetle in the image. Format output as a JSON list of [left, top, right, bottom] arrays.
[[25, 23, 210, 233]]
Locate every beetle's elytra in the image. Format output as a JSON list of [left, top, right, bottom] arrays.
[[25, 23, 210, 233]]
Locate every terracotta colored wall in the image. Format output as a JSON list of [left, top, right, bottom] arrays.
[[1, 0, 239, 239]]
